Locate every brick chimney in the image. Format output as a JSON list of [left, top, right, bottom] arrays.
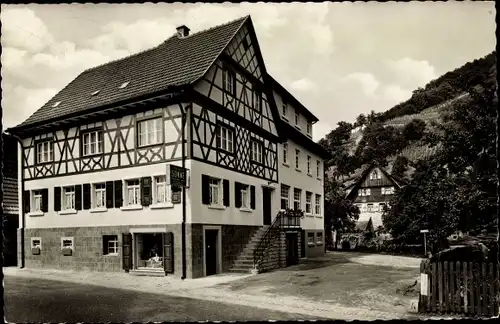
[[176, 25, 190, 38]]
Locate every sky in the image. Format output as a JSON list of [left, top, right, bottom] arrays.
[[1, 2, 496, 142]]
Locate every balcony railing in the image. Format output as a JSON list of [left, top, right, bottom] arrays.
[[279, 208, 304, 228]]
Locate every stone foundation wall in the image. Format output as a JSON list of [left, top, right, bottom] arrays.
[[258, 230, 286, 273], [22, 224, 185, 275], [304, 229, 325, 258], [190, 224, 259, 278]]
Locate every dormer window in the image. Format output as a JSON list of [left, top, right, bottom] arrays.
[[91, 90, 100, 96], [52, 101, 61, 108], [119, 81, 130, 89]]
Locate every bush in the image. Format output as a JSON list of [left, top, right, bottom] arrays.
[[341, 240, 351, 250]]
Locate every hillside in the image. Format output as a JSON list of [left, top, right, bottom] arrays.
[[321, 50, 496, 187]]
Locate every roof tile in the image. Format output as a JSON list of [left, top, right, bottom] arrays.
[[16, 16, 248, 128]]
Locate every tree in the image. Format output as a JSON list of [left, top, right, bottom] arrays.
[[402, 118, 427, 142], [392, 155, 409, 180], [383, 73, 497, 251], [324, 177, 360, 247]]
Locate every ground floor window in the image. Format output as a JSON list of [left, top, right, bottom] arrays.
[[135, 233, 163, 269], [316, 232, 323, 244], [103, 235, 119, 255], [31, 237, 42, 249], [307, 232, 315, 245], [61, 237, 74, 250]]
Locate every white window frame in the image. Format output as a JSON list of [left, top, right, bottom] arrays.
[[153, 175, 171, 205], [93, 183, 107, 209], [240, 184, 250, 209], [315, 194, 321, 215], [61, 237, 74, 250], [359, 188, 371, 197], [103, 235, 119, 255], [31, 237, 42, 249], [32, 190, 43, 212], [209, 177, 222, 206], [283, 143, 288, 165], [280, 185, 290, 210], [306, 122, 312, 136], [316, 160, 321, 178], [295, 149, 300, 170], [137, 117, 163, 147], [125, 179, 141, 206], [82, 130, 104, 156], [370, 170, 381, 180], [294, 110, 300, 126], [36, 140, 54, 164], [307, 155, 312, 175], [62, 186, 76, 211], [250, 140, 263, 163], [282, 102, 287, 119], [224, 70, 234, 94], [367, 203, 374, 212], [305, 192, 312, 214], [216, 125, 234, 153], [293, 188, 302, 210], [361, 204, 368, 212], [307, 232, 315, 245]]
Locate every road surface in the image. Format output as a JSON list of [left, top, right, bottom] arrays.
[[4, 276, 320, 322]]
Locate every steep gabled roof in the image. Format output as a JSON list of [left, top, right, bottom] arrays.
[[345, 162, 402, 199], [10, 16, 249, 131]]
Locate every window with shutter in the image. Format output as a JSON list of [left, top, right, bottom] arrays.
[[140, 177, 151, 206], [201, 175, 210, 205]]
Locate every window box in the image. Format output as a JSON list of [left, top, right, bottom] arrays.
[[31, 247, 41, 255]]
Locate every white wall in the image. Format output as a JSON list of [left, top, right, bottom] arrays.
[[273, 90, 313, 139], [23, 161, 191, 228], [278, 139, 324, 231], [189, 159, 274, 226]]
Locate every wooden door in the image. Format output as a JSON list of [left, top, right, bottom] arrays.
[[262, 187, 272, 225], [205, 230, 218, 276], [286, 233, 299, 266], [122, 233, 132, 272], [163, 232, 174, 274]]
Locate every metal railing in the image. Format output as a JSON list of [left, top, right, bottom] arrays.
[[252, 209, 304, 270]]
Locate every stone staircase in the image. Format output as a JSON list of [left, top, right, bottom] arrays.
[[229, 225, 270, 274]]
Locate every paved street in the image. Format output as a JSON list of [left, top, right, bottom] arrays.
[[4, 276, 321, 322]]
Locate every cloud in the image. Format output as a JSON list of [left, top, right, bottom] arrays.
[[383, 84, 412, 103], [1, 7, 55, 53], [290, 78, 316, 92], [386, 57, 437, 88], [343, 72, 380, 97]]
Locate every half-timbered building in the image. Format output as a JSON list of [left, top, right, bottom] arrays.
[[345, 164, 402, 231], [6, 15, 327, 278]]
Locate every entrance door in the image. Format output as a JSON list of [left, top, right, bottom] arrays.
[[205, 229, 218, 276], [286, 232, 299, 266], [262, 187, 272, 225]]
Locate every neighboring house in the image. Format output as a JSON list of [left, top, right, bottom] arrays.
[[2, 133, 19, 266], [345, 163, 401, 231], [6, 16, 327, 278]]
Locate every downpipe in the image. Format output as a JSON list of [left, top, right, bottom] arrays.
[[180, 105, 187, 280]]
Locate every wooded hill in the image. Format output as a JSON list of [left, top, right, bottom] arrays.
[[320, 50, 496, 186]]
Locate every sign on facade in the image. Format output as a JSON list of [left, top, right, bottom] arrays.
[[166, 164, 187, 187]]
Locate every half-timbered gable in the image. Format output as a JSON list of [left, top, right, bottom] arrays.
[[21, 104, 185, 180]]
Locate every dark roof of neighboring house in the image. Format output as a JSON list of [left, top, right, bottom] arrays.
[[10, 16, 249, 130], [2, 133, 19, 214], [267, 75, 319, 123]]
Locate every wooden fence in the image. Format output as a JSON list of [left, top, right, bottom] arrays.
[[419, 260, 500, 317]]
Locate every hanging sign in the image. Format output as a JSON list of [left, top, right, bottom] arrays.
[[166, 164, 187, 187]]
